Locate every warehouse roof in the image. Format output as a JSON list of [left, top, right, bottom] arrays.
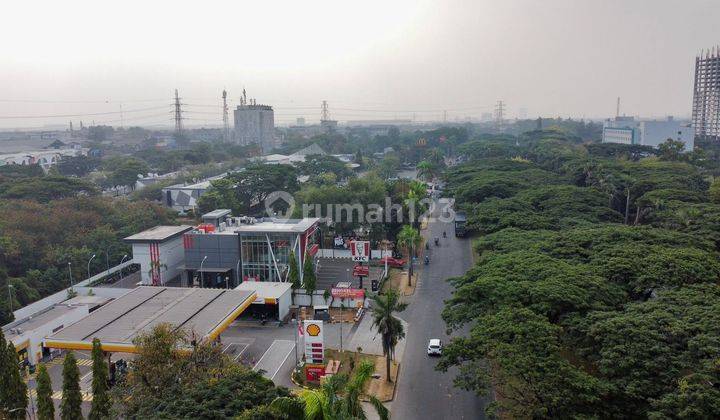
[[45, 286, 255, 353], [124, 225, 194, 243]]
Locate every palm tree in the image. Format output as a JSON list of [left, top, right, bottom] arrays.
[[397, 225, 421, 286], [370, 290, 408, 383], [271, 360, 388, 420], [416, 160, 435, 182]]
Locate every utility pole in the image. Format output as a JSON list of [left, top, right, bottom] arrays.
[[321, 100, 330, 122], [173, 89, 184, 136], [443, 110, 447, 123], [495, 100, 506, 132], [222, 89, 230, 142], [616, 97, 621, 118], [119, 103, 124, 128]]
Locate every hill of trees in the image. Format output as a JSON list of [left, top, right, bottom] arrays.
[[440, 131, 720, 418], [0, 165, 174, 324]]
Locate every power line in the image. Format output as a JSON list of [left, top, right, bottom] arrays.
[[0, 105, 168, 119]]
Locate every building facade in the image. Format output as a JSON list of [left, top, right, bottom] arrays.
[[693, 47, 720, 139], [602, 116, 694, 151], [234, 103, 276, 153], [182, 216, 321, 287]]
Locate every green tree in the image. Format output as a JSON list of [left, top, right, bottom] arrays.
[[370, 290, 408, 382], [89, 339, 110, 420], [60, 352, 83, 420], [4, 342, 27, 420], [228, 164, 300, 214], [416, 160, 435, 182], [0, 328, 8, 415], [302, 254, 317, 300], [104, 157, 149, 189], [288, 251, 300, 305], [396, 224, 421, 286], [709, 178, 720, 204], [36, 363, 55, 420], [657, 138, 687, 161], [282, 360, 388, 420]]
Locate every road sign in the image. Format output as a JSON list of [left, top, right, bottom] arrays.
[[350, 241, 370, 262]]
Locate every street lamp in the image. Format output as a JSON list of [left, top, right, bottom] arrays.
[[67, 262, 74, 289], [7, 284, 14, 314], [104, 248, 111, 276], [87, 254, 96, 280], [199, 256, 208, 288], [119, 254, 129, 281], [236, 259, 242, 286]]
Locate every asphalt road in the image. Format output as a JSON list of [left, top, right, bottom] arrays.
[[391, 210, 487, 420]]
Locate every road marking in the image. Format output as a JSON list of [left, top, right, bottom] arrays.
[[253, 340, 295, 380], [270, 342, 295, 380], [233, 344, 249, 362]]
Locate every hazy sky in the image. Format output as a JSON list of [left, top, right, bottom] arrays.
[[1, 0, 719, 128]]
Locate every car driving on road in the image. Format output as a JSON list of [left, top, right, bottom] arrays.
[[427, 339, 443, 356]]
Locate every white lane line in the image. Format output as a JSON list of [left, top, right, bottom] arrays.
[[270, 341, 296, 380], [233, 344, 249, 362], [253, 342, 276, 370]]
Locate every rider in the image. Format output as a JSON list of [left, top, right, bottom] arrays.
[[443, 230, 447, 238]]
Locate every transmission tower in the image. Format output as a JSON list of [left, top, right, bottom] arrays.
[[222, 89, 230, 142], [173, 89, 184, 136], [495, 100, 506, 131], [321, 100, 330, 122]]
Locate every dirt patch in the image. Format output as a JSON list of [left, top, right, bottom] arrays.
[[323, 349, 399, 402], [382, 268, 417, 296], [364, 356, 399, 402]]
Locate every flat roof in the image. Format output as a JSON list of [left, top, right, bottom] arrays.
[[236, 281, 292, 299], [186, 218, 320, 236], [202, 209, 232, 219], [3, 305, 80, 342], [45, 287, 255, 353], [124, 225, 194, 243]]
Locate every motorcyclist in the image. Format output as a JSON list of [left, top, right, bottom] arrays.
[[425, 242, 430, 250], [424, 255, 430, 265], [443, 231, 447, 238], [434, 237, 439, 246]]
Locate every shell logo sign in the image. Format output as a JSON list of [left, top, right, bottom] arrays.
[[303, 320, 324, 364], [306, 323, 321, 336]]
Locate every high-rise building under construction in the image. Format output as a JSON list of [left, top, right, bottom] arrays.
[[692, 47, 720, 139], [233, 89, 276, 153]]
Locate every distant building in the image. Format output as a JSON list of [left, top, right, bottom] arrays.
[[296, 117, 306, 126], [692, 47, 720, 139], [233, 90, 276, 153], [0, 147, 88, 171], [602, 116, 694, 151], [161, 173, 227, 212]]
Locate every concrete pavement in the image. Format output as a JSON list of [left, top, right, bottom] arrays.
[[391, 210, 488, 419]]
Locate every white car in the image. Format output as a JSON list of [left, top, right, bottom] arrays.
[[427, 339, 443, 356]]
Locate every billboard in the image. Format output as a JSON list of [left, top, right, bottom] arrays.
[[331, 288, 365, 299], [303, 320, 324, 364], [350, 241, 370, 262]]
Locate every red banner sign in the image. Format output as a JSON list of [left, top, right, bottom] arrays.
[[331, 288, 365, 299]]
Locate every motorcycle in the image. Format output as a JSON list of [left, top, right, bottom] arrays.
[[434, 237, 439, 246], [424, 255, 430, 265], [425, 242, 430, 250], [443, 231, 447, 238]]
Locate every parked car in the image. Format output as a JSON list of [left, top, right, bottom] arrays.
[[377, 256, 406, 268], [427, 339, 443, 356]]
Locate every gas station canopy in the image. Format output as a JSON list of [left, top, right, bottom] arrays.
[[45, 286, 255, 353]]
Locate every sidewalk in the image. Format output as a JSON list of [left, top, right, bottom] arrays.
[[347, 311, 407, 363]]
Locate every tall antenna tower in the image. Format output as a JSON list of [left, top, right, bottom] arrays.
[[443, 110, 448, 123], [616, 97, 621, 118], [321, 100, 330, 122], [173, 89, 184, 136], [495, 100, 506, 131], [222, 89, 230, 142]]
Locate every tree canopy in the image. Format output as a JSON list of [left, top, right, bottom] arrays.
[[440, 132, 720, 418]]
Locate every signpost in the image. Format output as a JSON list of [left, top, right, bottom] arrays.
[[350, 241, 370, 262], [331, 288, 365, 299], [303, 320, 324, 364]]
